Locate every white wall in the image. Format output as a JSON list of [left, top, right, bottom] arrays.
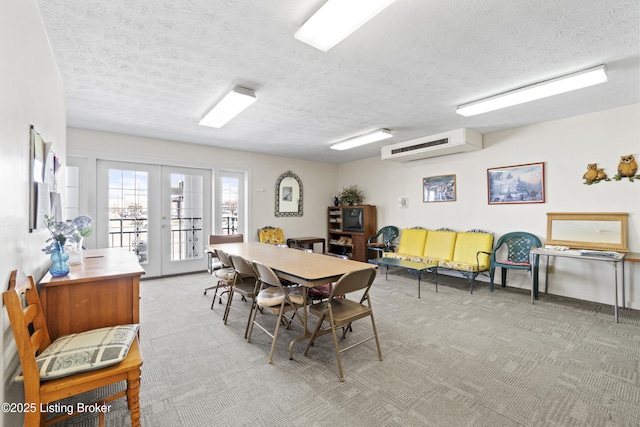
[[66, 128, 340, 248], [338, 104, 640, 309], [0, 0, 67, 424]]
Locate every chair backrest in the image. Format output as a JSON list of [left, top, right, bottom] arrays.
[[452, 231, 494, 268], [258, 227, 285, 245], [251, 260, 284, 289], [380, 226, 400, 244], [422, 230, 457, 260], [397, 228, 428, 256], [214, 249, 233, 268], [329, 268, 376, 299], [229, 254, 256, 279], [3, 271, 52, 392], [495, 231, 542, 263], [209, 234, 243, 244]]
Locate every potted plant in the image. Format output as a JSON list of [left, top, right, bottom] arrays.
[[338, 185, 364, 206]]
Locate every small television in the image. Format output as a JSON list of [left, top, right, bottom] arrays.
[[342, 208, 364, 232]]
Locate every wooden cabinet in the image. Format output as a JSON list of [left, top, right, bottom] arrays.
[[38, 248, 145, 341], [327, 205, 376, 262]]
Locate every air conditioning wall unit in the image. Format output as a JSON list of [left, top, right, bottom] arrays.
[[381, 128, 483, 162]]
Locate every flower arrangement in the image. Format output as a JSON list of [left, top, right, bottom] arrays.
[[338, 185, 365, 206], [42, 215, 93, 254]]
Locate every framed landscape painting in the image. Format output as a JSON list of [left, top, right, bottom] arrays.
[[423, 174, 456, 202], [487, 162, 545, 205]]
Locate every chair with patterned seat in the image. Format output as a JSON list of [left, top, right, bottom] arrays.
[[3, 271, 143, 427], [367, 225, 399, 259], [258, 226, 286, 246], [247, 261, 310, 364], [204, 233, 243, 294], [489, 231, 542, 292], [208, 248, 238, 310]]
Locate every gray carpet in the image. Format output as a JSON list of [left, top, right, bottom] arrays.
[[50, 269, 640, 426]]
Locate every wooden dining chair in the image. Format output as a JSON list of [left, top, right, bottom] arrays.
[[304, 268, 382, 381], [3, 270, 143, 427]]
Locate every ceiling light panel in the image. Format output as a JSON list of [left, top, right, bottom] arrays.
[[199, 87, 257, 128], [456, 65, 608, 117], [330, 129, 393, 150], [295, 0, 396, 52]]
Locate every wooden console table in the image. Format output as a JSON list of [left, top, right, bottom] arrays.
[[39, 248, 145, 340]]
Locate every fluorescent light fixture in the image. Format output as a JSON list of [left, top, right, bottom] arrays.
[[330, 129, 393, 151], [456, 65, 608, 117], [199, 86, 257, 128], [294, 0, 396, 52]]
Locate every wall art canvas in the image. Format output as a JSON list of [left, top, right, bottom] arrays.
[[487, 162, 545, 205], [423, 174, 456, 202]]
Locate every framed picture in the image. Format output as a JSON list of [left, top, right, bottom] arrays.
[[487, 162, 545, 205], [423, 174, 456, 202]]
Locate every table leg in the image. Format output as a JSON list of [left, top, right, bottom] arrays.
[[622, 259, 626, 309], [406, 269, 429, 298], [289, 286, 311, 359], [613, 262, 619, 323], [530, 253, 536, 304]]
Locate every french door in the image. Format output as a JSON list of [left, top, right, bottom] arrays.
[[97, 161, 211, 277]]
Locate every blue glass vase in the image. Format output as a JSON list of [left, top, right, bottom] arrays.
[[49, 243, 70, 277]]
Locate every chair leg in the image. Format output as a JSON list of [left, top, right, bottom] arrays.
[[369, 312, 383, 361], [268, 307, 286, 364], [304, 312, 326, 355], [244, 299, 256, 339], [209, 282, 219, 309], [489, 267, 495, 292], [223, 287, 235, 324], [126, 369, 142, 427], [329, 316, 345, 382], [246, 302, 260, 342], [501, 268, 507, 288]]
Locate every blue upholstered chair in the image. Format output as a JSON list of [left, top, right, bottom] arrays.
[[489, 231, 542, 292]]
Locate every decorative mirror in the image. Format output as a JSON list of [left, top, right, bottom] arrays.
[[275, 170, 303, 217], [546, 212, 628, 252]]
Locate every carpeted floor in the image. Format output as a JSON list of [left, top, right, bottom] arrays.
[[51, 269, 640, 426]]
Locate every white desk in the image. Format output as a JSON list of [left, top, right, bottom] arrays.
[[529, 248, 626, 323]]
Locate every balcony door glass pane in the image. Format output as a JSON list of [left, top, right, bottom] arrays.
[[107, 168, 149, 263], [169, 173, 204, 260]]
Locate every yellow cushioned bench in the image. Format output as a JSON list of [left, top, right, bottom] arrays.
[[380, 228, 494, 293]]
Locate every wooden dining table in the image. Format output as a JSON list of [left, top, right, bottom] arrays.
[[205, 241, 376, 357]]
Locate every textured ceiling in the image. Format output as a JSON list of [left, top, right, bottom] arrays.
[[37, 0, 640, 163]]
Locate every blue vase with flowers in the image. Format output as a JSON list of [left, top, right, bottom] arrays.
[[42, 215, 93, 277]]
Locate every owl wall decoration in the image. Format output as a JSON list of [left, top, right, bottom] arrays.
[[615, 154, 638, 180], [583, 154, 639, 184], [582, 163, 610, 184]]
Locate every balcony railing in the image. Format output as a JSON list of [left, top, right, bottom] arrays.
[[109, 217, 206, 262]]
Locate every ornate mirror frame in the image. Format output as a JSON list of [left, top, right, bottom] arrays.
[[275, 170, 303, 217], [546, 212, 628, 252]]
